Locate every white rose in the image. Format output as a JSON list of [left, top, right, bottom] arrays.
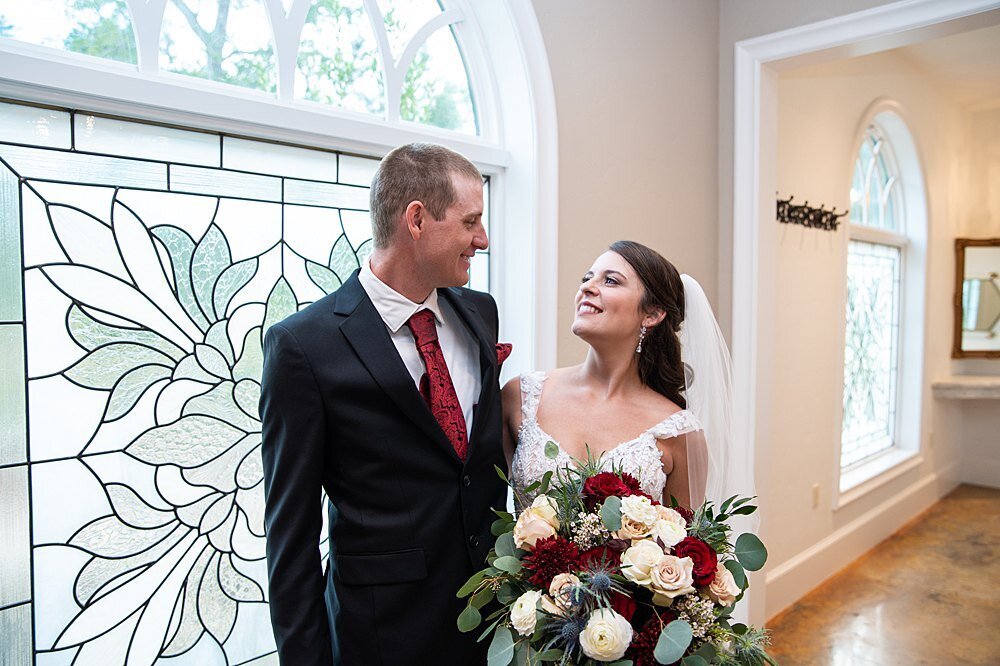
[[620, 539, 665, 587], [616, 515, 653, 541], [620, 494, 658, 526], [650, 519, 687, 549], [548, 573, 581, 614], [707, 563, 741, 607], [510, 590, 542, 636], [513, 510, 556, 550], [530, 494, 560, 528], [656, 505, 688, 529], [650, 555, 696, 606], [579, 608, 633, 661]]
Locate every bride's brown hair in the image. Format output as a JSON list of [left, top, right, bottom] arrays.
[[609, 240, 687, 409]]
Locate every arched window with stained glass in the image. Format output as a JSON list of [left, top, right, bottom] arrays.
[[0, 1, 561, 665], [840, 112, 924, 487]]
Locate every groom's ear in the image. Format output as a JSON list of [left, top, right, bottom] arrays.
[[404, 200, 427, 240]]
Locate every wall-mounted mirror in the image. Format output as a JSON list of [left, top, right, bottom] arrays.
[[953, 238, 1000, 358]]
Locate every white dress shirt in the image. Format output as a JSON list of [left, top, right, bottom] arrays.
[[358, 260, 481, 439]]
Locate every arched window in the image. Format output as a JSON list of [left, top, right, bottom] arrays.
[[0, 2, 556, 664], [839, 108, 926, 495]]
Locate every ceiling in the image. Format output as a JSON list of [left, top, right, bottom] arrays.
[[897, 24, 1000, 110]]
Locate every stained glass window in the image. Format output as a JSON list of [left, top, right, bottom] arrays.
[[841, 124, 906, 471], [0, 99, 490, 665]]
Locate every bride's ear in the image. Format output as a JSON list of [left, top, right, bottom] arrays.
[[643, 309, 667, 329]]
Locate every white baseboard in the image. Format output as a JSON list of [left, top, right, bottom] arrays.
[[764, 463, 961, 621], [962, 458, 1000, 489]]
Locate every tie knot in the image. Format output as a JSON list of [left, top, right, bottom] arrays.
[[406, 309, 438, 345]]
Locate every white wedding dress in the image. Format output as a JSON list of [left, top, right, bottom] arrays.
[[510, 372, 704, 509]]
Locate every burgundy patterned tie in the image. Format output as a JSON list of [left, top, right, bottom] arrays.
[[406, 309, 469, 461]]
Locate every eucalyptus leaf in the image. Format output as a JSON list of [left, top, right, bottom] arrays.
[[471, 587, 494, 609], [654, 620, 692, 665], [457, 570, 487, 598], [493, 556, 522, 574], [495, 532, 516, 558], [536, 648, 564, 661], [497, 582, 519, 605], [681, 656, 708, 666], [544, 440, 559, 460], [458, 605, 482, 633], [487, 627, 515, 666], [735, 532, 768, 571], [724, 559, 747, 589], [691, 642, 717, 662], [491, 518, 512, 536], [600, 496, 623, 531]]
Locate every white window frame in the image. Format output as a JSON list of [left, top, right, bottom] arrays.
[[0, 0, 559, 373], [834, 102, 928, 507]]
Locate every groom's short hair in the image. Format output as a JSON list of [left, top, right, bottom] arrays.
[[369, 143, 482, 248]]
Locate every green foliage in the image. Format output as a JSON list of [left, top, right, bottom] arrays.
[[0, 15, 11, 38], [654, 619, 693, 664], [62, 0, 136, 64], [59, 0, 466, 128], [715, 625, 777, 666]]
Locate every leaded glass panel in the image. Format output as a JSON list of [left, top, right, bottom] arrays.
[[848, 126, 902, 233], [0, 100, 491, 665], [841, 241, 901, 468]]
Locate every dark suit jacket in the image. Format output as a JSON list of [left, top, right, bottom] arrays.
[[260, 271, 506, 665]]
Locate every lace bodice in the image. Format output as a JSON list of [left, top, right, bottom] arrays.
[[510, 371, 703, 509]]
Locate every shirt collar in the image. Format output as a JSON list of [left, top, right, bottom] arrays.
[[359, 259, 443, 333]]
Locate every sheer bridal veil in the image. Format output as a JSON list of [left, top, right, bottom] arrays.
[[678, 275, 757, 530]]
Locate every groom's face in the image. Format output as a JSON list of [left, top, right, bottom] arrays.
[[416, 174, 487, 288]]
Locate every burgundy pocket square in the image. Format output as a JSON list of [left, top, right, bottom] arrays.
[[495, 342, 512, 366]]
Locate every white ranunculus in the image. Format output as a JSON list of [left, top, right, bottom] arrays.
[[620, 539, 665, 587], [651, 518, 687, 549], [620, 494, 658, 527], [707, 563, 741, 607], [579, 608, 633, 661], [656, 505, 688, 529], [650, 555, 696, 606], [510, 590, 542, 636]]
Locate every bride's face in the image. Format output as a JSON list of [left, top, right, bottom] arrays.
[[572, 251, 647, 344]]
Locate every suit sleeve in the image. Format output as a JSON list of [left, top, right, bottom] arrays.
[[259, 323, 333, 665]]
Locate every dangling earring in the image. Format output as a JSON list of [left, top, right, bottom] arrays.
[[636, 325, 647, 354]]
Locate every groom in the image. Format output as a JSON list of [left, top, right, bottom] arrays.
[[260, 143, 508, 665]]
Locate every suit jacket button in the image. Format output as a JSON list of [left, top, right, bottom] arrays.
[[462, 474, 471, 487], [469, 535, 480, 548]]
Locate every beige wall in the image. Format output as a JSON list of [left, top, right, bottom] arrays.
[[530, 0, 720, 366], [766, 47, 998, 618]]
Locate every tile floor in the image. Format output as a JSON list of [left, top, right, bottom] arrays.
[[767, 484, 1000, 665]]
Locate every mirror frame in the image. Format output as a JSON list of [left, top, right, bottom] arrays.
[[953, 237, 1000, 359]]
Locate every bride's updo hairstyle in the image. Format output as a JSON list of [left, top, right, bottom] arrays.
[[608, 240, 687, 409]]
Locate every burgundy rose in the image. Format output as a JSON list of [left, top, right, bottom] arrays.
[[610, 590, 637, 622], [579, 541, 626, 568], [674, 536, 717, 587], [582, 472, 632, 509]]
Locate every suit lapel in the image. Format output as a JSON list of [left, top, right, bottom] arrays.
[[439, 288, 497, 452], [336, 274, 460, 464]]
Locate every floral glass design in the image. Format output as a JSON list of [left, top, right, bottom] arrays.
[[0, 105, 392, 665]]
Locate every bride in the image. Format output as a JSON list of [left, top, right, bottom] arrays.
[[503, 240, 739, 511]]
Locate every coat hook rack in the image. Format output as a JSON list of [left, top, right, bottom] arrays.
[[776, 194, 848, 232]]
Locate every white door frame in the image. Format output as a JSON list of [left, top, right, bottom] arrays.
[[730, 0, 1000, 624]]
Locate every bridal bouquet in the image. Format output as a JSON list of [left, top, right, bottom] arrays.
[[457, 452, 774, 666]]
